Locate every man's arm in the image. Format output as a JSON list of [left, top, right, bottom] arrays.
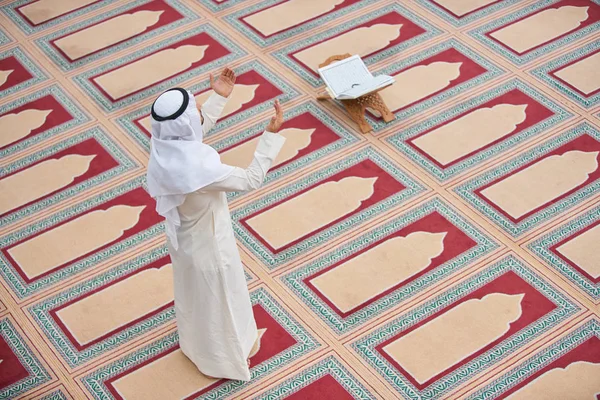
[[203, 100, 285, 193], [198, 67, 236, 135], [199, 93, 227, 134], [202, 131, 285, 192]]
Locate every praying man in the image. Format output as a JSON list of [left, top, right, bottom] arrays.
[[146, 67, 286, 381]]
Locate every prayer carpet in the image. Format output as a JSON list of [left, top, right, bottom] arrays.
[[0, 0, 599, 398]]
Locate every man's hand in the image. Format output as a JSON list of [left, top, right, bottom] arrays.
[[266, 100, 284, 133], [210, 67, 236, 98]]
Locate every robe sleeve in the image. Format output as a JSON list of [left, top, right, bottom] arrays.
[[199, 93, 228, 135], [202, 131, 286, 192]]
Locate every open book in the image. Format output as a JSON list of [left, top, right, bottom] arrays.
[[318, 55, 395, 100]]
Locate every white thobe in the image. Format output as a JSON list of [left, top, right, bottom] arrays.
[[169, 93, 286, 381]]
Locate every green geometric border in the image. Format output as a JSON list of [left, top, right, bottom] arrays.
[[454, 122, 600, 237], [0, 126, 137, 228], [1, 0, 119, 35], [0, 84, 91, 158], [29, 243, 254, 368], [244, 269, 255, 283], [272, 3, 443, 87], [469, 0, 600, 65], [39, 388, 69, 400], [467, 319, 600, 399], [197, 0, 246, 12], [366, 39, 505, 131], [232, 146, 427, 269], [116, 60, 301, 152], [528, 204, 600, 300], [0, 46, 48, 98], [0, 27, 10, 45], [255, 355, 376, 399], [0, 317, 52, 399], [385, 78, 572, 182], [212, 101, 360, 201], [415, 0, 522, 27], [225, 0, 380, 48], [81, 287, 321, 400], [34, 0, 198, 71], [352, 254, 580, 400], [283, 197, 499, 335], [73, 23, 246, 112], [0, 176, 163, 300], [29, 246, 171, 368], [531, 39, 600, 109]]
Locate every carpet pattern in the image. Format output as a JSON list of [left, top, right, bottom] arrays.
[[0, 0, 599, 399]]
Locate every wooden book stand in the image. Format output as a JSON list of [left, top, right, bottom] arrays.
[[317, 54, 395, 133]]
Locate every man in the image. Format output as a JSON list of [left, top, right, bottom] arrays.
[[146, 67, 286, 381]]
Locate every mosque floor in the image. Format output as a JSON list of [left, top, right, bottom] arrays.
[[0, 0, 599, 399]]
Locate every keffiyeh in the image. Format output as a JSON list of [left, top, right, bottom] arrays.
[[146, 88, 233, 249]]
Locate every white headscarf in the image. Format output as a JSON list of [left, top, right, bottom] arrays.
[[146, 88, 234, 249]]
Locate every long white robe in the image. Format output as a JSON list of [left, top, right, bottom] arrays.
[[169, 94, 285, 381]]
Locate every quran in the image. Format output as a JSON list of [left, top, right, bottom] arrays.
[[318, 55, 395, 100]]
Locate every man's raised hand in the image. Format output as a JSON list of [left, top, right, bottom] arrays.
[[210, 67, 236, 98], [266, 100, 284, 133]]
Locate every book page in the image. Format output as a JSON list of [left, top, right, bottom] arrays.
[[338, 75, 395, 99], [319, 56, 373, 98]]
